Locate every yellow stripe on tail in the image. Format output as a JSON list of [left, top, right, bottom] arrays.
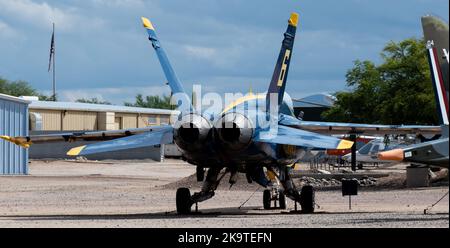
[[336, 139, 354, 150]]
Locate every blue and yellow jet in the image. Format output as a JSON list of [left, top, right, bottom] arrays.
[[1, 13, 442, 214]]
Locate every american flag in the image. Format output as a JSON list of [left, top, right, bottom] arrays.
[[48, 24, 55, 72]]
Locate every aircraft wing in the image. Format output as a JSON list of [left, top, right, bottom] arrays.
[[66, 126, 173, 156], [279, 114, 442, 135], [255, 125, 353, 150], [0, 126, 169, 148]]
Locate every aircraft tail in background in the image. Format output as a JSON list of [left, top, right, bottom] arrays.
[[422, 15, 449, 127]]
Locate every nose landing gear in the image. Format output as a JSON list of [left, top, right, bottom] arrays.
[[263, 188, 287, 210]]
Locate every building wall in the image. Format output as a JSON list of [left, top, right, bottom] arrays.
[[33, 109, 61, 131], [116, 112, 138, 129], [0, 98, 29, 175], [30, 108, 172, 131], [62, 111, 98, 131]]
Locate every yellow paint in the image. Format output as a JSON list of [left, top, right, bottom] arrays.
[[277, 49, 291, 87], [221, 94, 266, 114], [266, 170, 276, 181], [289, 12, 299, 27], [67, 145, 86, 156], [0, 135, 31, 148], [141, 17, 155, 30], [336, 139, 354, 150]]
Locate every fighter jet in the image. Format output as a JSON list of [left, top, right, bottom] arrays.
[[379, 16, 449, 168], [1, 13, 442, 214]]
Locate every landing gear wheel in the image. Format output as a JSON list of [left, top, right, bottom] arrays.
[[263, 189, 272, 209], [278, 191, 287, 209], [300, 185, 315, 213], [176, 188, 193, 214]]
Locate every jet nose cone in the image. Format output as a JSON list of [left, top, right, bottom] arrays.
[[378, 149, 405, 161]]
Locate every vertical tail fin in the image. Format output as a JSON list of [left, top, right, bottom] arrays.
[[142, 17, 192, 113], [422, 15, 449, 126], [266, 12, 299, 111]]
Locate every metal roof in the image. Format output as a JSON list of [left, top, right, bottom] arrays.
[[0, 93, 31, 104], [29, 100, 178, 115], [293, 93, 335, 108]]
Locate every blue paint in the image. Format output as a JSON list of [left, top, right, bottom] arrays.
[[0, 94, 29, 175]]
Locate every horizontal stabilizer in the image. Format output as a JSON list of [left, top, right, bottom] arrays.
[[255, 125, 353, 150], [67, 126, 173, 156]]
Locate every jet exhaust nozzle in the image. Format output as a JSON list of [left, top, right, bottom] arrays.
[[173, 113, 212, 151], [215, 112, 254, 151]]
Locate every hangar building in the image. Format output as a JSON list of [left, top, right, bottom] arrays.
[[25, 100, 178, 160], [293, 93, 335, 121], [28, 100, 175, 132], [0, 93, 30, 175]]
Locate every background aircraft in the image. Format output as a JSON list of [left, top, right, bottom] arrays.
[[342, 138, 410, 166], [379, 15, 449, 168], [1, 13, 442, 214]]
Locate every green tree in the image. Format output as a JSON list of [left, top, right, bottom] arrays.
[[125, 94, 174, 109], [76, 97, 111, 105], [0, 77, 54, 101], [322, 38, 438, 125]]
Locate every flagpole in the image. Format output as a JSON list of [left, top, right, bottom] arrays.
[[52, 23, 56, 102]]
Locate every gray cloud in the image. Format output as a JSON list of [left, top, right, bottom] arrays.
[[0, 0, 448, 104]]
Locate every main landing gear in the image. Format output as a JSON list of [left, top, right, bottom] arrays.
[[176, 167, 225, 214], [175, 165, 316, 214]]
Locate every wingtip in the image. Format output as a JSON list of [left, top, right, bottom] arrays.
[[336, 139, 354, 150], [141, 17, 155, 30], [289, 12, 299, 27], [67, 145, 86, 156], [0, 135, 31, 148]]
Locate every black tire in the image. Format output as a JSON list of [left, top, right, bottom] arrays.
[[263, 189, 272, 210], [176, 188, 192, 214], [278, 191, 287, 209], [300, 185, 315, 213], [196, 167, 205, 182]]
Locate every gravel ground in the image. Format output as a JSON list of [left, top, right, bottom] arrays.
[[0, 160, 448, 228]]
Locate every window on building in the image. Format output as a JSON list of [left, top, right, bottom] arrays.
[[148, 115, 158, 125], [160, 116, 170, 125]]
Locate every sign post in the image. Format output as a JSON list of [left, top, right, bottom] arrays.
[[342, 179, 358, 210]]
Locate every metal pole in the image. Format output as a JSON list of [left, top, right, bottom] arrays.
[[350, 135, 357, 171], [349, 195, 352, 210]]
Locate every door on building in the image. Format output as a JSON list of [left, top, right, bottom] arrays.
[[114, 117, 122, 130]]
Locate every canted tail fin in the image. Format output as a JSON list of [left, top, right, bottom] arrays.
[[266, 12, 299, 111], [141, 17, 192, 113], [422, 15, 449, 126]]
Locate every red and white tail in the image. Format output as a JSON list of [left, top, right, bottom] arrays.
[[422, 15, 449, 125]]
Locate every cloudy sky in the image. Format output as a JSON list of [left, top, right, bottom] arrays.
[[0, 0, 448, 104]]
